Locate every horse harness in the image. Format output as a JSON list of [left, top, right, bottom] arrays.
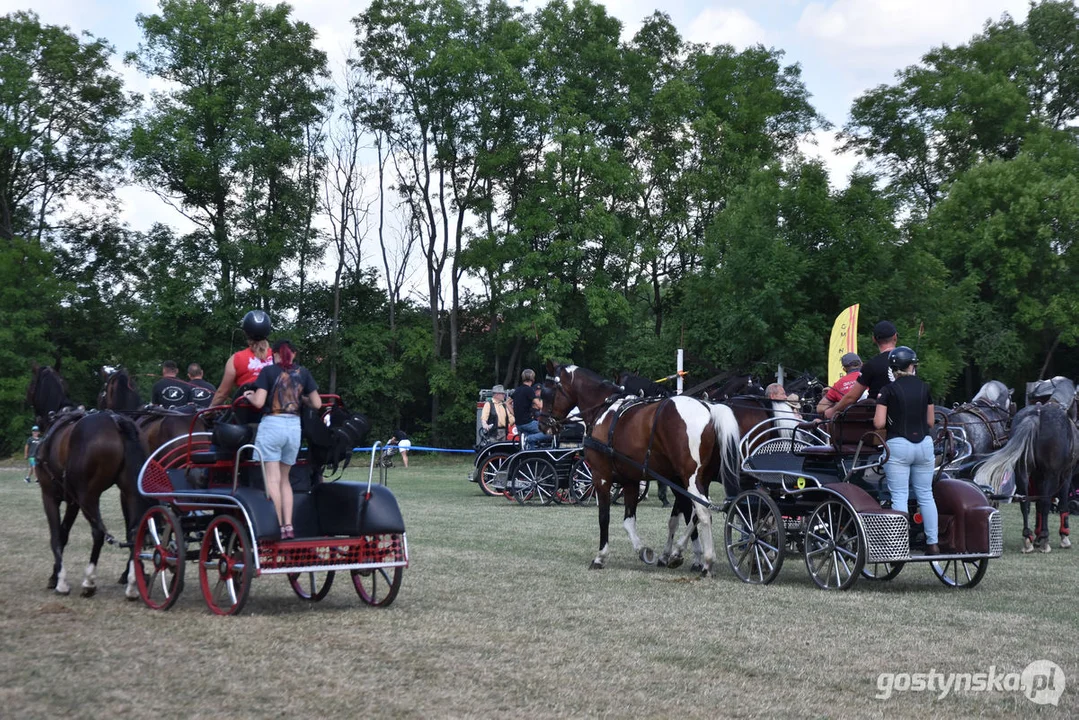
[[950, 401, 1011, 450]]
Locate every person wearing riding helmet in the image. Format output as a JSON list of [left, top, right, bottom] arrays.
[[873, 346, 939, 555], [245, 339, 321, 540], [211, 310, 274, 408]]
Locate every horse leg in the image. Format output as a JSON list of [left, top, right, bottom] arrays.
[[1020, 498, 1034, 554], [40, 490, 70, 594], [658, 495, 690, 568], [1058, 481, 1071, 549], [620, 479, 655, 565], [1036, 497, 1052, 554], [591, 480, 612, 570], [78, 494, 108, 597]]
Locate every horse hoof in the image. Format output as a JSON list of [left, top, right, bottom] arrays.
[[1060, 536, 1072, 549], [55, 586, 70, 596], [81, 586, 97, 598], [1022, 538, 1034, 554], [47, 579, 58, 590], [589, 561, 605, 570], [690, 562, 704, 574], [639, 548, 657, 565], [1039, 543, 1051, 554], [666, 556, 684, 570]]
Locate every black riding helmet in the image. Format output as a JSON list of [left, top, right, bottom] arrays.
[[888, 346, 918, 371], [241, 310, 272, 340]]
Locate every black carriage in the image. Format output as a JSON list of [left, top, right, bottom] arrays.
[[728, 402, 1003, 590], [469, 422, 594, 505], [132, 400, 408, 615]]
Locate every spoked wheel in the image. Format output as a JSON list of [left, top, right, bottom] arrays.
[[930, 556, 988, 589], [199, 515, 253, 615], [862, 562, 905, 581], [351, 566, 403, 607], [134, 505, 186, 610], [724, 490, 785, 584], [287, 571, 335, 601], [478, 453, 510, 497], [514, 458, 557, 505], [803, 500, 865, 590], [569, 459, 594, 504]]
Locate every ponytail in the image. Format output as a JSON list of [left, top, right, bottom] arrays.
[[251, 338, 270, 361]]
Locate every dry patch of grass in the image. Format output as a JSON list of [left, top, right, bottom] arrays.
[[0, 458, 1076, 718]]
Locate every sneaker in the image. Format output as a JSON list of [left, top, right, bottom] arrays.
[[25, 476, 32, 484]]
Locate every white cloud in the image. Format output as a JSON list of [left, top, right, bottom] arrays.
[[686, 7, 768, 50], [798, 129, 861, 189], [797, 0, 1030, 53]]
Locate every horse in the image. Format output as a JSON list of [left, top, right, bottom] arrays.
[[616, 371, 673, 398], [1026, 376, 1077, 420], [706, 373, 763, 401], [98, 366, 143, 412], [541, 361, 740, 576], [98, 367, 207, 455], [939, 380, 1014, 476], [28, 365, 147, 597], [974, 402, 1077, 553], [783, 371, 825, 415]]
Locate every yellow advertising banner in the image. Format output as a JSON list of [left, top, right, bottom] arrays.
[[828, 304, 859, 385]]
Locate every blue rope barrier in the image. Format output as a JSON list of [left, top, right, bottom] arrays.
[[354, 445, 476, 454]]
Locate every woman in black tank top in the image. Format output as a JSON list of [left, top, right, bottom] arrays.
[[873, 347, 940, 555]]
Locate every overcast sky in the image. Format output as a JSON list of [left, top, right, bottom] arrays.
[[2, 0, 1035, 233]]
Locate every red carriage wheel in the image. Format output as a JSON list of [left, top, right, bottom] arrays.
[[478, 453, 510, 497], [134, 505, 186, 610], [351, 565, 403, 607], [199, 514, 253, 615], [287, 571, 335, 601]]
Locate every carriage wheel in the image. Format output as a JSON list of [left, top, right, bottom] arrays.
[[199, 515, 253, 616], [351, 566, 403, 607], [569, 459, 594, 504], [724, 490, 785, 585], [478, 453, 510, 497], [803, 500, 865, 590], [861, 562, 904, 581], [930, 557, 988, 589], [287, 572, 335, 601], [514, 458, 557, 505], [134, 505, 186, 610]]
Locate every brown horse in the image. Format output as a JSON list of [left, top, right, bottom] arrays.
[[28, 365, 146, 597], [99, 367, 206, 454], [541, 361, 740, 575]]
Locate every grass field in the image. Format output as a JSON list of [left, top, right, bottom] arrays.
[[0, 457, 1076, 718]]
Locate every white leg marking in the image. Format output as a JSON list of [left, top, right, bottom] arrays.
[[56, 565, 70, 595], [125, 559, 140, 599], [82, 562, 97, 589], [593, 542, 610, 568], [623, 516, 643, 552]]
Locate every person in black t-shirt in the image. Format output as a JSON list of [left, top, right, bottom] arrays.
[[825, 320, 899, 419], [186, 363, 216, 408], [511, 369, 546, 449], [874, 346, 939, 555], [152, 360, 191, 409], [389, 429, 411, 468]]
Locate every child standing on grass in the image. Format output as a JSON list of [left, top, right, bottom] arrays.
[[24, 425, 41, 483]]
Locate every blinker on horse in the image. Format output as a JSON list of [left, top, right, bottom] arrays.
[[542, 361, 741, 575]]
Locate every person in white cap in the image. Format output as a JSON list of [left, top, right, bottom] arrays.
[[481, 385, 515, 441]]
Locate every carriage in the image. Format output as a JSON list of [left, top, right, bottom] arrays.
[[131, 399, 408, 615], [727, 401, 1004, 590], [470, 423, 594, 505]]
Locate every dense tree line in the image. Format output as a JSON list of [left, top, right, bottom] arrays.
[[2, 0, 1078, 453]]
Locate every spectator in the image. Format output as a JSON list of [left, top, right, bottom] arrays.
[[481, 385, 515, 442], [389, 429, 412, 468], [766, 383, 801, 438], [152, 360, 191, 409], [187, 363, 216, 409], [24, 425, 41, 483]]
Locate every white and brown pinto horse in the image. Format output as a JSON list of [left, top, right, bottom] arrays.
[[541, 361, 740, 575]]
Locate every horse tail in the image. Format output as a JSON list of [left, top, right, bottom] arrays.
[[708, 402, 742, 497], [115, 414, 150, 537], [974, 409, 1039, 494]]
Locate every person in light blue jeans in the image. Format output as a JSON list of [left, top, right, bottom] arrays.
[[874, 346, 939, 554]]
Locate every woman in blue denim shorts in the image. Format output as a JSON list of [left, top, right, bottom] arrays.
[[873, 346, 939, 555], [246, 340, 321, 539]]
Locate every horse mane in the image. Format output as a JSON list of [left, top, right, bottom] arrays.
[[29, 365, 74, 419], [106, 369, 143, 411], [564, 364, 623, 394]]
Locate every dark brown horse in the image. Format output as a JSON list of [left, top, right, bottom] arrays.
[[542, 361, 740, 575], [99, 367, 206, 454], [28, 365, 146, 597]]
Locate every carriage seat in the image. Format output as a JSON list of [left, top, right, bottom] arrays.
[[795, 401, 884, 459]]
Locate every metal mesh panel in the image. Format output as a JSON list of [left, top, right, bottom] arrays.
[[143, 461, 173, 494], [989, 511, 1004, 557], [259, 533, 407, 573], [861, 513, 910, 563]]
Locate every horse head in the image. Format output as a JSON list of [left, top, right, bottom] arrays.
[[543, 360, 624, 430], [972, 380, 1014, 413], [100, 367, 142, 412], [27, 363, 74, 427]]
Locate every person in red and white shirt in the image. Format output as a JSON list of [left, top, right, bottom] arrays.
[[211, 310, 274, 407], [817, 352, 864, 415]]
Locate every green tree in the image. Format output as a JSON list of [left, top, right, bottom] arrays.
[[0, 11, 130, 242], [128, 0, 331, 311]]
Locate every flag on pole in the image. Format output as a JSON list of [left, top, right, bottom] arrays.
[[828, 304, 859, 385]]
